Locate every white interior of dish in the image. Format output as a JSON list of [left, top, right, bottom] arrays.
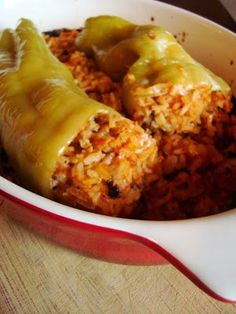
[[1, 0, 236, 301]]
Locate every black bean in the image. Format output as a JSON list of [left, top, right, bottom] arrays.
[[44, 28, 70, 37], [63, 49, 69, 55], [229, 96, 236, 116], [106, 180, 120, 198], [178, 182, 188, 189], [225, 151, 236, 158]]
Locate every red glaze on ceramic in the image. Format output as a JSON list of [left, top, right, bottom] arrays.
[[0, 189, 166, 265], [0, 0, 236, 304], [1, 187, 236, 304]]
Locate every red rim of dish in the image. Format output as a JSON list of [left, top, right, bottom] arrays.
[[1, 187, 236, 304]]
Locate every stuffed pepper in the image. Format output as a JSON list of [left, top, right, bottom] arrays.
[[0, 19, 158, 217], [76, 16, 232, 136]]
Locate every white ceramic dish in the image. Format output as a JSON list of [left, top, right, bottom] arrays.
[[0, 0, 236, 303]]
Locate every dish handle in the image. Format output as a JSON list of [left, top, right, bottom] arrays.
[[129, 209, 236, 303]]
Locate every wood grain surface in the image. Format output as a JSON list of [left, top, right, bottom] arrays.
[[1, 211, 236, 314]]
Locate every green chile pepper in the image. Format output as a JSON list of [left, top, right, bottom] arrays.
[[0, 19, 117, 197], [76, 16, 230, 119]]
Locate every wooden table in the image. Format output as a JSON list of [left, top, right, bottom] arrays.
[[1, 1, 236, 313], [1, 211, 236, 313]]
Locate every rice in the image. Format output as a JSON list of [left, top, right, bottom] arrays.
[[126, 79, 232, 137], [42, 29, 236, 219], [45, 30, 123, 113], [140, 133, 236, 220], [52, 111, 157, 217], [0, 27, 235, 220]]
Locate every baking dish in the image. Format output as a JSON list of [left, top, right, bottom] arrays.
[[0, 0, 236, 303]]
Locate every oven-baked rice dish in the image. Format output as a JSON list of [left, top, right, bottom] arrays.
[[0, 17, 235, 220]]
